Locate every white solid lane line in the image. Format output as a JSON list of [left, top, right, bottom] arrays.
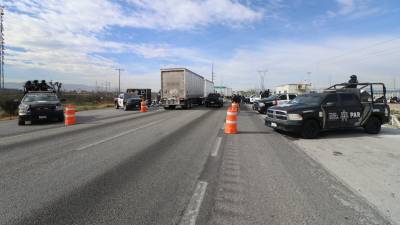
[[179, 181, 208, 225], [211, 137, 222, 157], [75, 119, 164, 151]]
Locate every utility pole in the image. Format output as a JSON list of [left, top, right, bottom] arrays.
[[211, 63, 214, 83], [0, 6, 4, 89], [115, 68, 124, 94], [258, 70, 268, 91]]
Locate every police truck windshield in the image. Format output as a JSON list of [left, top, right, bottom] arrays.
[[290, 95, 324, 106], [22, 93, 58, 102]]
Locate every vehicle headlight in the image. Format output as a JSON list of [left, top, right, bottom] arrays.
[[19, 104, 30, 112], [56, 104, 64, 111], [287, 114, 303, 121], [259, 103, 265, 107]]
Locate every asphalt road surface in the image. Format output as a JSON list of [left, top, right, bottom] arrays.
[[0, 105, 392, 225], [0, 107, 162, 138]]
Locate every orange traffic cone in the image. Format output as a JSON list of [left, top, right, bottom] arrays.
[[64, 104, 76, 126], [224, 107, 238, 134], [140, 100, 148, 112], [231, 102, 239, 112]]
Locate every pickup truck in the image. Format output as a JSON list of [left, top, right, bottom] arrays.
[[254, 94, 297, 114], [205, 93, 223, 107], [265, 82, 390, 138], [114, 93, 142, 111]]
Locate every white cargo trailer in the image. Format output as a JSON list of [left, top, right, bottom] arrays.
[[203, 79, 214, 98], [161, 68, 204, 109]]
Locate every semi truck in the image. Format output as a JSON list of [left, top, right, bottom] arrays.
[[204, 79, 214, 97], [161, 68, 204, 109]]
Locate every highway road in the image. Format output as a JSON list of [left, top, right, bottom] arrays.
[[0, 107, 163, 138], [0, 105, 392, 225]]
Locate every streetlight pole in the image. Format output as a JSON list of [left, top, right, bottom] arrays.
[[115, 68, 124, 94]]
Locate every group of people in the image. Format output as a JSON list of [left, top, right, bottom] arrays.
[[23, 80, 62, 94]]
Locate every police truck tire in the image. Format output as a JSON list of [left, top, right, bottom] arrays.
[[364, 116, 381, 134], [301, 120, 320, 139], [18, 117, 25, 126]]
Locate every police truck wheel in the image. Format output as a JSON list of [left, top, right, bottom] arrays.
[[18, 117, 25, 126], [301, 120, 320, 139], [364, 116, 381, 134]]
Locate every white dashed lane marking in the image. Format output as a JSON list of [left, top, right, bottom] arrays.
[[211, 137, 222, 157], [179, 181, 208, 225]]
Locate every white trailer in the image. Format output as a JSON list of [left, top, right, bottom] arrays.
[[203, 79, 214, 98], [225, 88, 233, 97], [161, 68, 204, 109]]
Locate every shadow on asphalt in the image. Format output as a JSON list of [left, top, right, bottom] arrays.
[[276, 127, 400, 141], [238, 131, 272, 134]]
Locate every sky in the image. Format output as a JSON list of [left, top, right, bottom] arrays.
[[2, 0, 400, 91]]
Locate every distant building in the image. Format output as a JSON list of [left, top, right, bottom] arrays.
[[275, 83, 311, 95], [215, 86, 233, 97]]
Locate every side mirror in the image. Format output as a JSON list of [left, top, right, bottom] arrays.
[[325, 102, 336, 107], [60, 98, 66, 102]]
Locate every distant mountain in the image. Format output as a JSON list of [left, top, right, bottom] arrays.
[[4, 82, 97, 91]]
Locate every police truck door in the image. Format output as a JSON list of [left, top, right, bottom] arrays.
[[338, 93, 363, 127], [322, 93, 341, 129]]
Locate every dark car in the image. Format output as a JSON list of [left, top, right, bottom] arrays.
[[124, 97, 142, 110], [205, 93, 223, 107], [265, 82, 390, 138], [256, 94, 297, 114], [18, 91, 65, 125]]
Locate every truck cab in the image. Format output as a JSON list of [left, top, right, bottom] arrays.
[[265, 82, 390, 138]]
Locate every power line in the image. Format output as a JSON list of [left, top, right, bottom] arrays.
[[317, 36, 400, 65]]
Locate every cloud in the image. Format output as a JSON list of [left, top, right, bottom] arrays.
[[124, 0, 263, 30], [208, 36, 400, 90], [3, 0, 259, 87], [313, 0, 383, 26]]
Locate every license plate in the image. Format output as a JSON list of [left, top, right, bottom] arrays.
[[271, 122, 277, 127], [38, 115, 47, 119]]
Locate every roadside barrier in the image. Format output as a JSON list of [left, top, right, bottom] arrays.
[[224, 106, 238, 134], [64, 104, 76, 126], [140, 101, 148, 112]]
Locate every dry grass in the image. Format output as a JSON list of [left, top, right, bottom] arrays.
[[74, 103, 114, 111]]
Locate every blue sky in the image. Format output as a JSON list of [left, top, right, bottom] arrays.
[[3, 0, 400, 90]]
